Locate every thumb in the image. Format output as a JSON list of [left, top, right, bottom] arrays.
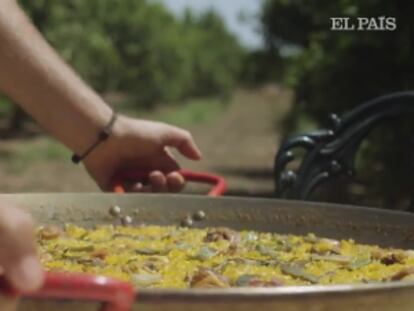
[[0, 206, 44, 293], [161, 125, 202, 160]]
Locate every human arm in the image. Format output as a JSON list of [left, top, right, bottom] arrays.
[[0, 1, 205, 303], [0, 0, 202, 191]]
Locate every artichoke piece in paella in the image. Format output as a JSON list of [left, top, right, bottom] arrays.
[[37, 224, 414, 289]]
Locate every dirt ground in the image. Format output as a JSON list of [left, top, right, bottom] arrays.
[[0, 86, 292, 196], [182, 85, 292, 197]]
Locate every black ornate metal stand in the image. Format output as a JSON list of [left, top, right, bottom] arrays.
[[274, 91, 414, 200]]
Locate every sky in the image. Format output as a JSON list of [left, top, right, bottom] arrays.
[[158, 0, 264, 49]]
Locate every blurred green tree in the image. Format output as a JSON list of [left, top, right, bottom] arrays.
[[0, 0, 244, 129], [182, 10, 244, 98], [262, 0, 414, 123], [261, 0, 414, 209]]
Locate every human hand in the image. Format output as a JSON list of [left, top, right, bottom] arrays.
[[83, 116, 202, 192], [0, 205, 44, 310]]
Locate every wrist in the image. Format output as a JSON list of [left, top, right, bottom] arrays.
[[81, 114, 129, 167], [71, 111, 119, 164], [71, 102, 113, 153]]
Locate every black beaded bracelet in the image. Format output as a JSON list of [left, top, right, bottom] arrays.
[[71, 112, 118, 164]]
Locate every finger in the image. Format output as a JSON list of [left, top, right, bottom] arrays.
[[166, 171, 185, 193], [120, 147, 180, 173], [161, 126, 202, 160], [151, 148, 180, 172], [0, 207, 44, 292], [148, 171, 168, 192]]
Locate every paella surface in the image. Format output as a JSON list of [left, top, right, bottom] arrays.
[[37, 224, 414, 288]]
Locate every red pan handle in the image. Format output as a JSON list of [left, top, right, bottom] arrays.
[[0, 272, 135, 311], [111, 169, 227, 196]]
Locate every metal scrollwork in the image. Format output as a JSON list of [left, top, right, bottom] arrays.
[[274, 91, 414, 200]]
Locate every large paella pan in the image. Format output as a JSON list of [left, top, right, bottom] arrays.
[[2, 183, 414, 311]]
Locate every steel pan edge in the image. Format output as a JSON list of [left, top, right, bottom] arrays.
[[4, 193, 414, 310]]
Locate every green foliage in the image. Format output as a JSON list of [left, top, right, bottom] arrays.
[[0, 96, 13, 119], [117, 94, 225, 127], [0, 138, 70, 173], [262, 0, 414, 208], [262, 0, 414, 122], [182, 11, 244, 98], [17, 1, 244, 107], [154, 97, 225, 127], [240, 50, 286, 86]]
